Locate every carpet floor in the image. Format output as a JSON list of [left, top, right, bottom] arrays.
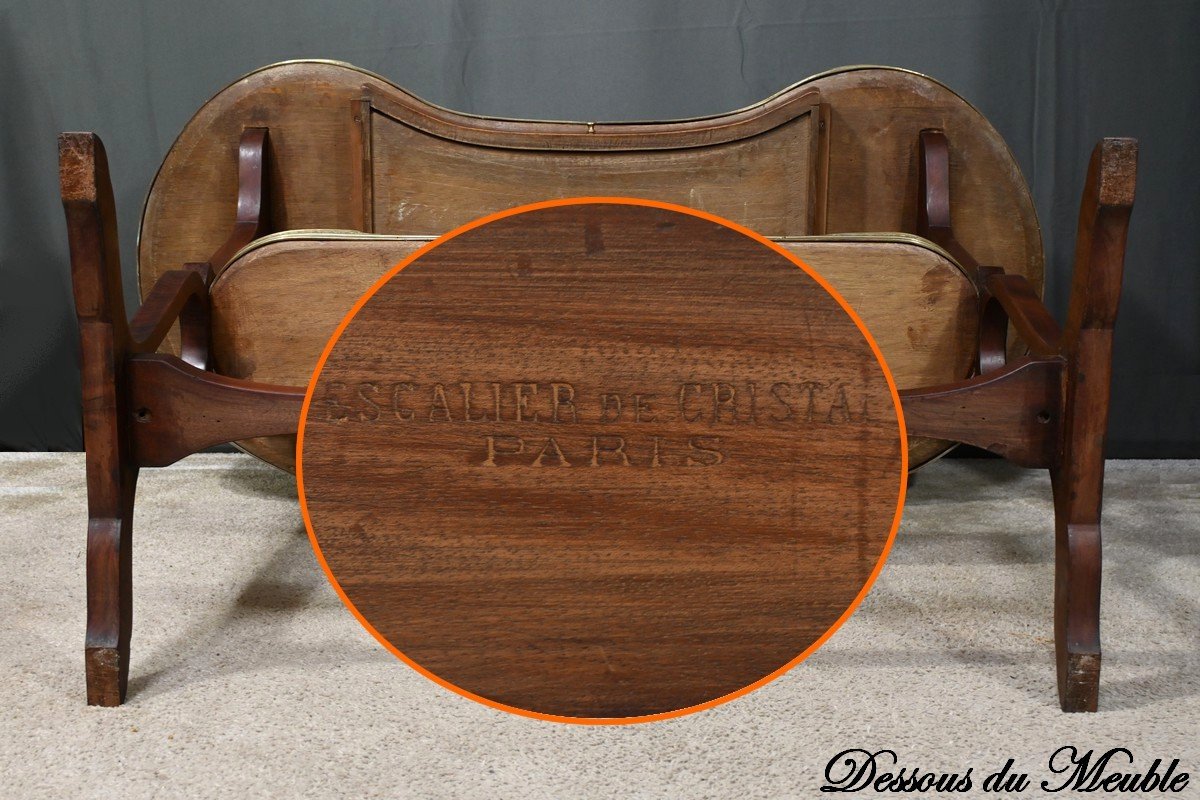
[[0, 454, 1196, 798]]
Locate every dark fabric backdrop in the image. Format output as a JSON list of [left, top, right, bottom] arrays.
[[1, 0, 1197, 455]]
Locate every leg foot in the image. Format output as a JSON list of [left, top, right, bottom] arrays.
[[84, 510, 135, 706], [1059, 651, 1101, 713], [85, 647, 129, 707], [1053, 514, 1102, 712]]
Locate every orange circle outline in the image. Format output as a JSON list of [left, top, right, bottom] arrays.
[[295, 197, 909, 725]]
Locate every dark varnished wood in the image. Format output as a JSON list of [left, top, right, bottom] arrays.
[[127, 356, 304, 468], [366, 83, 825, 150], [977, 269, 1013, 376], [917, 129, 979, 273], [148, 128, 269, 355], [61, 132, 294, 705], [136, 60, 1046, 475], [365, 96, 827, 237], [60, 132, 138, 706], [983, 271, 1063, 359], [900, 357, 1062, 468], [128, 265, 210, 366], [1050, 138, 1137, 712], [299, 203, 906, 719], [919, 128, 1014, 376], [204, 128, 270, 278], [910, 135, 1137, 711]]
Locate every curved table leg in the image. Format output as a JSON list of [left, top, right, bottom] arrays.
[[1050, 137, 1137, 711], [1051, 139, 1132, 714], [62, 130, 295, 705], [915, 131, 1137, 711], [61, 132, 140, 705]]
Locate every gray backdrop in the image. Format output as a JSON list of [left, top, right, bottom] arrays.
[[2, 0, 1197, 456]]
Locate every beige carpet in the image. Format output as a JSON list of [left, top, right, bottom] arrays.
[[0, 454, 1196, 798]]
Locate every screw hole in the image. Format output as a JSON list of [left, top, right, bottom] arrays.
[[135, 408, 152, 423], [1036, 410, 1051, 424]]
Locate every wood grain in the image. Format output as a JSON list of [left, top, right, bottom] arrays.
[[901, 357, 1062, 468], [298, 202, 905, 718], [367, 102, 822, 236], [138, 62, 1039, 320], [814, 69, 1043, 303], [61, 131, 305, 705], [1050, 138, 1137, 712], [211, 231, 974, 471], [60, 132, 139, 707], [126, 355, 306, 469]]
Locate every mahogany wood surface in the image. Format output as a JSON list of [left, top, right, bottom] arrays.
[[203, 128, 271, 278], [298, 202, 906, 718], [138, 62, 1042, 325], [127, 356, 305, 468], [211, 231, 975, 471], [911, 135, 1138, 711], [900, 357, 1061, 468], [60, 132, 138, 707], [61, 124, 1135, 711], [1050, 138, 1137, 712], [61, 133, 308, 705], [137, 61, 1041, 470]]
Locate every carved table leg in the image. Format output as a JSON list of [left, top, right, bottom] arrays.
[[1050, 138, 1137, 711], [82, 430, 138, 706], [916, 130, 1137, 710], [61, 133, 141, 705], [61, 129, 293, 705]]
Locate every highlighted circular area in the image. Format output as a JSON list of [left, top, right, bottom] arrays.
[[298, 199, 907, 722]]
